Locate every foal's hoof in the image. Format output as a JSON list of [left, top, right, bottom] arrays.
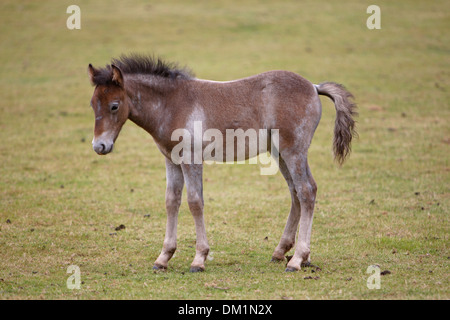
[[271, 256, 285, 263], [189, 266, 205, 273], [285, 266, 299, 272], [152, 264, 167, 271]]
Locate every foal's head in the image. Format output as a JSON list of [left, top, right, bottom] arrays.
[[88, 64, 129, 155]]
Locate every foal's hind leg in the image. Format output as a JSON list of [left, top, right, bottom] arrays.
[[271, 156, 301, 262], [283, 157, 317, 272]]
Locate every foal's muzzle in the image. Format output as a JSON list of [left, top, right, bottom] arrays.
[[92, 136, 114, 155], [93, 142, 114, 155]]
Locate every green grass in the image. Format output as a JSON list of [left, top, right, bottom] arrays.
[[0, 0, 448, 299]]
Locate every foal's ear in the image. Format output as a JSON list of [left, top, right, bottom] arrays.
[[111, 64, 124, 87], [88, 64, 99, 85]]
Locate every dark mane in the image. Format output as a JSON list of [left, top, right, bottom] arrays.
[[91, 54, 194, 86]]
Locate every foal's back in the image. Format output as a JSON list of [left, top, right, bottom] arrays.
[[185, 71, 320, 133]]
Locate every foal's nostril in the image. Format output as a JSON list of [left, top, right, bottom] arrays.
[[100, 143, 106, 152]]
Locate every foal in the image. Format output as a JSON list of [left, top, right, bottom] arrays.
[[88, 54, 357, 272]]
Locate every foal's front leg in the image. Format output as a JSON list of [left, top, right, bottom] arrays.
[[182, 164, 210, 272], [153, 159, 184, 270]]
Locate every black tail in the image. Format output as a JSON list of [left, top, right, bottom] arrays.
[[315, 82, 358, 165]]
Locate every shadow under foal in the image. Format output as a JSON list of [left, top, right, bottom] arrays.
[[88, 55, 357, 272]]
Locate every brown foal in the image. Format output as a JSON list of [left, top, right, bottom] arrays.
[[88, 54, 357, 272]]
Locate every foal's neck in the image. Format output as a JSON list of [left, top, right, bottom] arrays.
[[124, 74, 180, 138]]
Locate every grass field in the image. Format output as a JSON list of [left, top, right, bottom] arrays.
[[0, 0, 448, 299]]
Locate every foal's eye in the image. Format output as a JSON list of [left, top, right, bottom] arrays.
[[110, 102, 120, 113]]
